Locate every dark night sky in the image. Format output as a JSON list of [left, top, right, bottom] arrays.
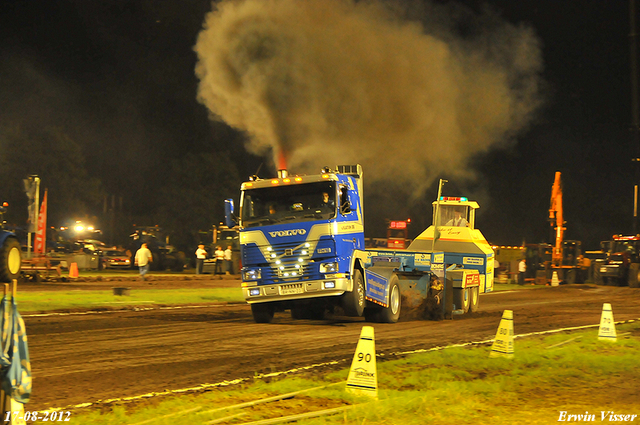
[[0, 0, 636, 250]]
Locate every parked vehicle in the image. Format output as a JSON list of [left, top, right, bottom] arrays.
[[128, 226, 185, 272], [0, 202, 21, 282], [595, 235, 640, 287], [101, 249, 131, 269]]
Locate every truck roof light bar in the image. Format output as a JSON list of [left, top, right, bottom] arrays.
[[439, 196, 468, 202]]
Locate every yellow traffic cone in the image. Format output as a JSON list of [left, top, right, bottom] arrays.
[[598, 303, 617, 342], [346, 326, 378, 399], [490, 310, 514, 358], [551, 271, 559, 287]]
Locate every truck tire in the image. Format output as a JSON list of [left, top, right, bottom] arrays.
[[468, 286, 479, 313], [378, 276, 401, 323], [251, 303, 275, 323], [628, 263, 640, 288], [0, 238, 21, 283], [453, 288, 470, 313], [565, 269, 576, 285], [342, 269, 365, 317]]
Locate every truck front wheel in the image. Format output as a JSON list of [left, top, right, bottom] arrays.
[[0, 238, 21, 283], [342, 269, 365, 317], [251, 303, 275, 323]]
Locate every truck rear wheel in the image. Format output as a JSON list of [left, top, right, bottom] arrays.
[[251, 303, 275, 323], [0, 238, 21, 283], [628, 263, 640, 288], [468, 286, 479, 313], [378, 276, 401, 323], [342, 269, 365, 317]]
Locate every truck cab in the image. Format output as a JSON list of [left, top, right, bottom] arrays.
[[228, 165, 365, 322]]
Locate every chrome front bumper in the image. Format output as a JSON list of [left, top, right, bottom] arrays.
[[242, 277, 351, 303]]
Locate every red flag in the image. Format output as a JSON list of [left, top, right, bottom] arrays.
[[34, 190, 47, 254]]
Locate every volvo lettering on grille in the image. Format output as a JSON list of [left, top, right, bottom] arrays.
[[269, 229, 307, 237]]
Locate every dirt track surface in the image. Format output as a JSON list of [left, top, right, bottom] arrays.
[[22, 280, 640, 412]]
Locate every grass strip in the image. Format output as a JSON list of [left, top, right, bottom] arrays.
[[33, 321, 640, 425], [14, 282, 527, 313], [14, 288, 244, 313]]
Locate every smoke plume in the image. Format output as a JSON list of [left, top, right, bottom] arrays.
[[194, 0, 543, 197]]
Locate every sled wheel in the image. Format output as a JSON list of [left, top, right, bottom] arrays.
[[453, 288, 470, 313], [468, 286, 479, 313]]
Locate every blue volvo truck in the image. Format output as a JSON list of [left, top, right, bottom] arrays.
[[225, 165, 494, 323]]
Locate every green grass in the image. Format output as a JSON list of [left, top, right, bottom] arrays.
[[12, 280, 529, 313], [33, 322, 640, 424], [13, 288, 245, 313]]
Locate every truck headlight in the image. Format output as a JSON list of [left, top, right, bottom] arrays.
[[243, 269, 261, 280], [319, 262, 338, 273], [249, 288, 261, 296]]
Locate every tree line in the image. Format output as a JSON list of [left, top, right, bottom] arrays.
[[0, 125, 242, 254]]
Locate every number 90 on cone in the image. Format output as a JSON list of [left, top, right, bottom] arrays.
[[346, 326, 378, 399]]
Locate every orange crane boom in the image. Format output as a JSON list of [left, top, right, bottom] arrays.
[[549, 171, 564, 266]]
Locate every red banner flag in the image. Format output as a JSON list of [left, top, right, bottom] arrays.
[[34, 190, 48, 254]]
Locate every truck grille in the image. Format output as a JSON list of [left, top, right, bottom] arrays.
[[244, 240, 316, 282], [242, 237, 336, 283]]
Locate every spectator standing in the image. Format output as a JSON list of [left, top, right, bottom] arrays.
[[215, 246, 224, 274], [195, 244, 207, 275], [224, 245, 233, 275], [134, 243, 153, 281], [518, 258, 526, 285]]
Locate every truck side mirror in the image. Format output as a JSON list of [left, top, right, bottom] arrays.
[[339, 187, 351, 215], [225, 198, 237, 228]]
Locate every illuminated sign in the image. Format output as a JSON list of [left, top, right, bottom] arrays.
[[389, 221, 407, 229]]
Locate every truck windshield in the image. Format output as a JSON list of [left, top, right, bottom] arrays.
[[241, 181, 336, 228], [613, 241, 638, 254], [435, 205, 469, 227]]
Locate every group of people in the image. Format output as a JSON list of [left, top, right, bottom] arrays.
[[132, 242, 234, 279], [195, 244, 233, 275]]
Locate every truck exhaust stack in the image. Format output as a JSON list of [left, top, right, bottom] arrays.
[[277, 169, 288, 178]]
